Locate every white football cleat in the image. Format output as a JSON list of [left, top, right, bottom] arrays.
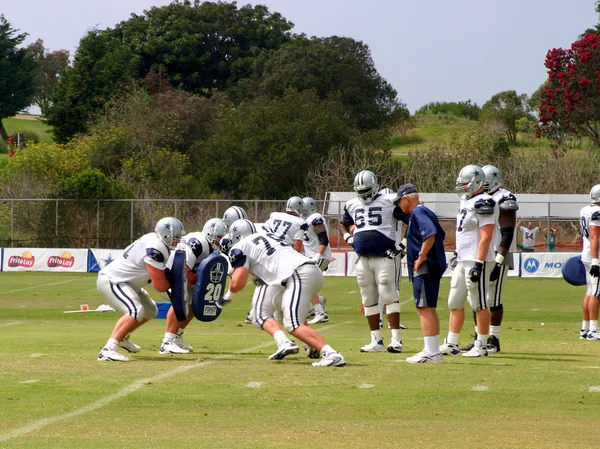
[[119, 337, 141, 353], [386, 340, 403, 353], [462, 340, 488, 357], [176, 331, 193, 352], [312, 351, 346, 367], [439, 339, 460, 356], [97, 347, 129, 362], [308, 312, 329, 324], [269, 341, 299, 360], [580, 328, 589, 340], [360, 338, 385, 353], [160, 340, 190, 354], [406, 350, 443, 364]]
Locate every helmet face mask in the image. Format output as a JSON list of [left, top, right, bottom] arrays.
[[155, 217, 185, 250], [222, 206, 248, 229], [482, 165, 502, 194], [302, 197, 317, 217], [202, 218, 228, 251], [455, 165, 484, 200], [591, 184, 600, 203], [353, 170, 379, 204], [229, 219, 257, 244], [286, 196, 305, 216]]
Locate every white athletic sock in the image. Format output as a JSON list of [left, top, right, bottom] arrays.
[[313, 303, 324, 315], [391, 329, 401, 343], [447, 332, 460, 345], [164, 332, 178, 342], [273, 330, 289, 346], [477, 333, 489, 346], [582, 320, 590, 330], [371, 330, 382, 342], [490, 325, 501, 338], [474, 326, 479, 336], [424, 336, 437, 354], [591, 320, 598, 332], [106, 338, 119, 350], [177, 328, 186, 336], [321, 344, 335, 355]]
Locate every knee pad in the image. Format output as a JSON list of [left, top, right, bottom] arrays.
[[385, 302, 400, 314], [364, 305, 380, 317], [140, 300, 158, 322], [378, 282, 399, 306], [490, 304, 503, 312], [359, 284, 379, 308]]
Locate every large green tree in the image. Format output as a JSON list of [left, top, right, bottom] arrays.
[[27, 39, 69, 117], [481, 90, 531, 145], [0, 15, 37, 140]]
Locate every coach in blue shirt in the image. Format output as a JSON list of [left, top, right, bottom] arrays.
[[395, 184, 447, 363]]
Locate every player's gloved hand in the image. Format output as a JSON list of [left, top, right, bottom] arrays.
[[591, 259, 600, 278], [449, 252, 458, 270], [490, 253, 504, 282], [469, 260, 484, 283], [216, 291, 235, 309], [343, 232, 354, 248], [312, 253, 322, 264], [385, 239, 406, 259]]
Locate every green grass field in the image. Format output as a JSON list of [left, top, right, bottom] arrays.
[[2, 117, 54, 144], [1, 273, 598, 449]]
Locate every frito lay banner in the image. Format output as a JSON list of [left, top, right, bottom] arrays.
[[2, 248, 88, 272]]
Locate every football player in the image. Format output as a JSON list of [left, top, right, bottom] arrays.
[[339, 170, 406, 353], [224, 219, 346, 367], [578, 184, 600, 340], [440, 165, 497, 358], [302, 196, 332, 324], [460, 165, 518, 353], [96, 217, 185, 361], [222, 206, 248, 229], [159, 218, 227, 354], [264, 196, 308, 252]]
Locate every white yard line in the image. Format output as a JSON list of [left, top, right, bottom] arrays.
[[0, 322, 26, 327], [245, 382, 263, 388], [0, 321, 353, 443], [472, 385, 489, 391], [0, 279, 76, 295], [358, 384, 375, 389], [588, 386, 600, 392]]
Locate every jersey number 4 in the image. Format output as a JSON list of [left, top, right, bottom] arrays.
[[355, 207, 382, 228]]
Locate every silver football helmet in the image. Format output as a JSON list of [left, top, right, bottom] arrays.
[[155, 217, 185, 250], [482, 165, 502, 194], [591, 184, 600, 203], [455, 165, 484, 200], [222, 206, 248, 229], [229, 219, 257, 244], [302, 197, 317, 217], [202, 218, 228, 251], [286, 196, 305, 216], [353, 170, 379, 204], [379, 187, 394, 195]]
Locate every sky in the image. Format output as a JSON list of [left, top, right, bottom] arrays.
[[4, 0, 598, 112]]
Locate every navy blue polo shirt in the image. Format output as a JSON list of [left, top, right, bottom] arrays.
[[406, 204, 447, 280]]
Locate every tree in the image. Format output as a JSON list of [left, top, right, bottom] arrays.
[[415, 100, 481, 120], [481, 90, 530, 145], [0, 15, 37, 140], [27, 39, 69, 116], [234, 36, 404, 131], [538, 33, 600, 147]]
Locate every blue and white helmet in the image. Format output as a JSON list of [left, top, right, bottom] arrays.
[[202, 218, 228, 251], [222, 206, 248, 229], [353, 170, 379, 204], [482, 165, 502, 194], [379, 187, 394, 195], [155, 217, 185, 250], [229, 219, 257, 244], [591, 184, 600, 203], [302, 197, 317, 217], [286, 196, 305, 216], [455, 165, 484, 200]]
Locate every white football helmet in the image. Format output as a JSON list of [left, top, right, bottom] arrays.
[[155, 217, 185, 250], [482, 165, 502, 194], [455, 165, 484, 200], [302, 197, 317, 217], [353, 170, 379, 204], [202, 218, 228, 251], [229, 219, 257, 244], [222, 206, 248, 228], [591, 184, 600, 203], [286, 196, 305, 216], [379, 187, 394, 195]]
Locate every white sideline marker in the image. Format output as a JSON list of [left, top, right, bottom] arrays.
[[20, 380, 39, 384], [359, 384, 375, 389], [589, 386, 600, 392], [0, 321, 26, 328], [246, 382, 263, 388], [0, 279, 76, 295], [472, 385, 489, 391], [583, 366, 600, 369], [29, 354, 45, 358]]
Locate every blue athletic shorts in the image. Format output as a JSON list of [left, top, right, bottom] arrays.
[[412, 274, 441, 308]]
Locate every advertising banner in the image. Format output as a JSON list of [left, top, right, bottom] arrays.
[[88, 249, 124, 273], [3, 248, 88, 272], [520, 252, 580, 278], [323, 251, 346, 276]]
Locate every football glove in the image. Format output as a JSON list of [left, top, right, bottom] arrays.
[[469, 261, 484, 283], [449, 252, 458, 270], [591, 260, 600, 278], [343, 232, 354, 248], [385, 240, 406, 259], [489, 263, 502, 282]]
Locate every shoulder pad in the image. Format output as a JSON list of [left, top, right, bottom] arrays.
[[146, 247, 165, 263], [592, 211, 600, 221], [229, 248, 246, 269], [187, 237, 204, 258], [311, 216, 324, 226], [498, 195, 519, 211], [300, 223, 309, 231], [474, 198, 496, 215]]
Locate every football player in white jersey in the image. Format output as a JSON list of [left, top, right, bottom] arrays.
[[222, 206, 248, 229], [339, 170, 406, 353], [264, 196, 308, 252], [96, 217, 185, 362], [578, 184, 600, 339], [460, 165, 518, 353], [159, 218, 227, 354], [439, 165, 497, 358], [302, 196, 332, 324], [224, 219, 346, 367]]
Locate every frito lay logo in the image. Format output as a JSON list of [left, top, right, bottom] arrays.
[[8, 251, 35, 267], [47, 251, 75, 268]]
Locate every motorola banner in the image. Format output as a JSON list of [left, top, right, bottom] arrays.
[[520, 252, 580, 278]]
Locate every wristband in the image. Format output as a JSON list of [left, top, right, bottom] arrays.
[[495, 254, 505, 265], [475, 259, 484, 265], [418, 252, 426, 257], [312, 253, 322, 263], [343, 232, 352, 243], [224, 290, 237, 299], [593, 258, 599, 266]]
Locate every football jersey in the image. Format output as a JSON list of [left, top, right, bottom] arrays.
[[343, 193, 402, 257], [491, 188, 518, 254], [166, 231, 212, 273], [580, 204, 600, 262], [264, 212, 307, 246], [229, 232, 311, 286], [100, 232, 169, 288], [519, 226, 539, 248], [303, 212, 332, 260], [455, 193, 498, 262]]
